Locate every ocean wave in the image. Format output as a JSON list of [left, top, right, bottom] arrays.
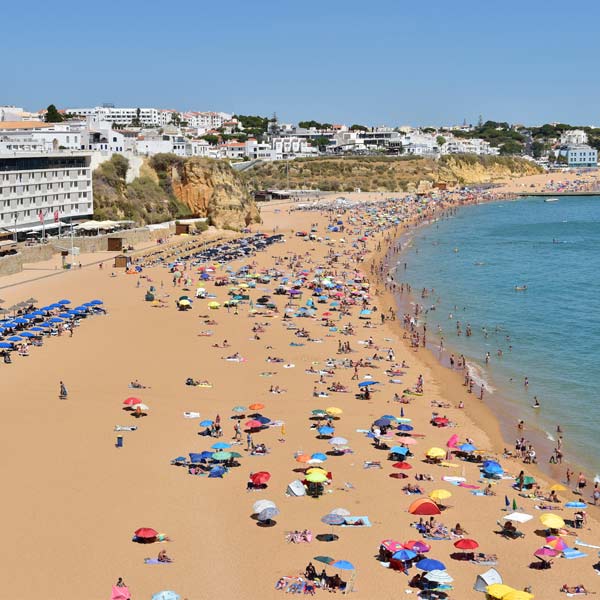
[[465, 361, 496, 393]]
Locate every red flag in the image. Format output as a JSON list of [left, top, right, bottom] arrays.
[[38, 210, 44, 223], [54, 210, 59, 223]]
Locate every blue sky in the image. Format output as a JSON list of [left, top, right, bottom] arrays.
[[4, 0, 600, 126]]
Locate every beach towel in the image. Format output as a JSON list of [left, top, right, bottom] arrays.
[[341, 516, 372, 527], [114, 425, 138, 432], [575, 539, 600, 549], [459, 483, 480, 489], [111, 586, 131, 600], [183, 412, 201, 419], [443, 476, 466, 483], [563, 548, 588, 560], [143, 558, 172, 564], [470, 491, 486, 496]]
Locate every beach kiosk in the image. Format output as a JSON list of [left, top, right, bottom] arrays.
[[107, 237, 124, 252], [114, 254, 130, 269]]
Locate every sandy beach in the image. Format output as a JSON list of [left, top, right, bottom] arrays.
[[2, 188, 599, 600]]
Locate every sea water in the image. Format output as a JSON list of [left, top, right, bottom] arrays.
[[395, 195, 600, 476]]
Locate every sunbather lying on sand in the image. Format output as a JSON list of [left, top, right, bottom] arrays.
[[560, 584, 589, 594]]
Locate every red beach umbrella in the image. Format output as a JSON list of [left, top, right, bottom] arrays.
[[381, 539, 404, 552], [245, 419, 263, 429], [392, 461, 413, 470], [403, 540, 431, 553], [454, 538, 479, 550], [123, 397, 141, 406], [134, 527, 158, 539], [249, 403, 265, 411], [250, 471, 271, 485]]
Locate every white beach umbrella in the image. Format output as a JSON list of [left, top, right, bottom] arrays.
[[330, 508, 351, 516], [329, 437, 348, 446], [132, 403, 150, 411], [424, 570, 454, 584], [253, 499, 277, 514]]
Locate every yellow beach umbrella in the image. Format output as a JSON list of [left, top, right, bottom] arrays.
[[426, 447, 446, 459], [485, 584, 515, 599], [208, 301, 220, 309], [539, 513, 564, 529], [429, 489, 452, 502], [306, 467, 327, 475], [550, 483, 566, 492], [238, 283, 249, 288], [306, 471, 328, 483], [502, 591, 534, 600], [326, 407, 343, 416], [178, 299, 191, 306]]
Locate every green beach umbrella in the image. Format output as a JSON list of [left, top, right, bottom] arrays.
[[229, 452, 242, 459], [512, 498, 518, 510], [212, 451, 232, 461], [314, 555, 335, 565]]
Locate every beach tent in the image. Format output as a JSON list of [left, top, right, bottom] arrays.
[[287, 479, 306, 497], [408, 498, 441, 515], [503, 512, 533, 524], [473, 568, 502, 592]]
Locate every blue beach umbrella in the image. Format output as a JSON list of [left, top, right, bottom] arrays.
[[398, 424, 414, 432], [7, 336, 22, 342], [58, 299, 71, 305], [49, 317, 63, 323], [199, 420, 214, 427], [374, 418, 392, 427], [151, 591, 180, 600], [19, 331, 36, 338], [13, 317, 29, 324], [482, 461, 503, 476], [59, 313, 72, 319], [392, 549, 417, 561], [358, 381, 379, 388], [458, 443, 476, 453], [30, 326, 44, 332], [390, 446, 409, 455], [39, 322, 52, 328], [211, 442, 232, 450], [89, 299, 103, 305], [0, 342, 12, 349], [311, 453, 328, 462], [256, 416, 271, 425], [318, 426, 335, 436], [331, 560, 355, 570], [416, 558, 446, 572], [565, 501, 587, 508]]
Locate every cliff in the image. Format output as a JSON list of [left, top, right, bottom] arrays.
[[243, 155, 543, 192], [93, 154, 261, 229], [165, 157, 261, 229]]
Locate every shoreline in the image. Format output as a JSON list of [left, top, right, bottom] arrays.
[[369, 198, 596, 502]]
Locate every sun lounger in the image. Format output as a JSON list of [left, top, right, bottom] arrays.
[[363, 460, 382, 469]]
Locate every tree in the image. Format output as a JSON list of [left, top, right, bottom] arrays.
[[350, 124, 368, 132], [531, 141, 545, 158], [170, 112, 182, 126], [131, 108, 142, 128], [499, 140, 523, 155], [422, 127, 436, 134], [299, 120, 323, 130], [309, 136, 330, 150], [45, 104, 63, 123], [201, 134, 219, 146], [436, 135, 446, 148]]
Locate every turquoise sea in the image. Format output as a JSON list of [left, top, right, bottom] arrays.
[[395, 196, 600, 477]]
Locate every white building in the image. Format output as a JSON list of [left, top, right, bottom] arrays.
[[442, 136, 499, 155], [0, 152, 93, 237], [560, 129, 588, 146], [0, 121, 84, 153], [65, 106, 175, 127], [558, 144, 598, 167]]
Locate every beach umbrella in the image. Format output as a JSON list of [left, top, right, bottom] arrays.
[[306, 467, 327, 475], [0, 342, 12, 349], [425, 447, 446, 459], [544, 536, 568, 551], [329, 437, 348, 446], [250, 471, 271, 485], [229, 452, 242, 459], [189, 452, 213, 463], [485, 584, 515, 599], [408, 498, 441, 516], [232, 406, 246, 413], [403, 540, 431, 553], [565, 501, 587, 508], [429, 489, 452, 503], [257, 506, 280, 521], [453, 538, 479, 550], [59, 313, 72, 318], [416, 558, 445, 572], [13, 317, 29, 324], [373, 418, 391, 427], [539, 513, 564, 529], [312, 409, 326, 416], [331, 508, 351, 516], [390, 446, 409, 455], [534, 547, 559, 559], [550, 483, 566, 492], [178, 299, 191, 307], [397, 423, 414, 432], [58, 299, 71, 305], [295, 454, 311, 463], [249, 403, 265, 410], [318, 426, 335, 436], [151, 591, 180, 600], [134, 527, 158, 539], [306, 471, 328, 483], [401, 437, 418, 445], [132, 403, 149, 411], [458, 443, 476, 452], [325, 407, 343, 416], [253, 499, 276, 514], [381, 539, 404, 553], [19, 331, 36, 338], [331, 560, 354, 570], [211, 442, 232, 450], [502, 592, 533, 600], [359, 381, 379, 388], [89, 299, 103, 305], [199, 419, 214, 427], [392, 549, 417, 561], [446, 434, 459, 448], [321, 513, 345, 526], [313, 555, 335, 565], [123, 397, 141, 406], [482, 461, 504, 476], [29, 326, 44, 332], [311, 453, 328, 462], [211, 451, 232, 461], [392, 462, 412, 470], [7, 336, 22, 342], [245, 419, 262, 429], [424, 570, 453, 584]]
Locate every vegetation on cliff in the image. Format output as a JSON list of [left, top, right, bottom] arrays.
[[93, 155, 191, 224], [243, 155, 543, 192]]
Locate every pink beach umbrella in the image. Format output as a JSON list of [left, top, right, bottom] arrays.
[[446, 434, 459, 448]]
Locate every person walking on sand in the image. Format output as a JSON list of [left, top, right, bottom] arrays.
[[59, 381, 68, 399]]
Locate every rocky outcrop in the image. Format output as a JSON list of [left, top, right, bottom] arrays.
[[169, 158, 260, 229], [436, 155, 542, 185]]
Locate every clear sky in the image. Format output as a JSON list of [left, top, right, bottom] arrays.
[[4, 0, 600, 126]]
